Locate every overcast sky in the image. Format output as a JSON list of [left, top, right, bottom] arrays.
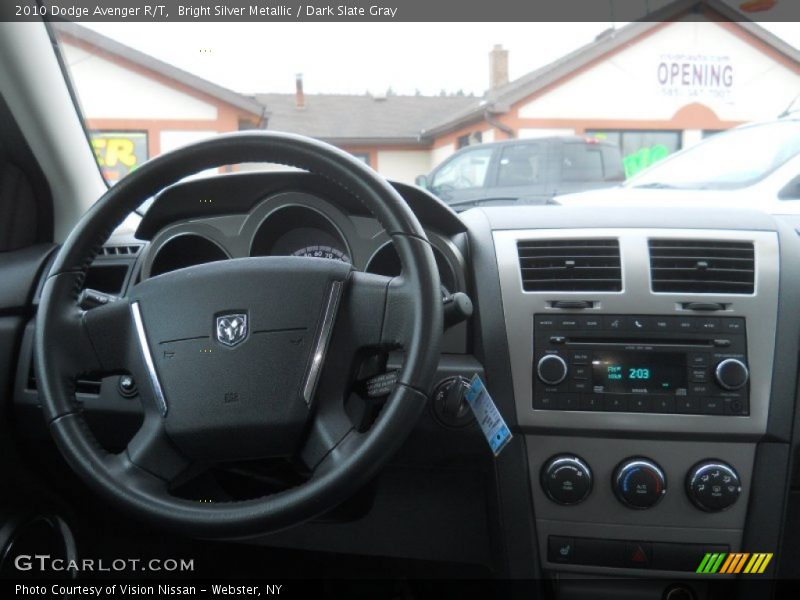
[[83, 21, 800, 97]]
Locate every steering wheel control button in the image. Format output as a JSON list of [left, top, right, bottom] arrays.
[[118, 375, 138, 398], [686, 460, 742, 512], [714, 358, 749, 390], [613, 457, 667, 509], [541, 454, 593, 505], [537, 354, 568, 385]]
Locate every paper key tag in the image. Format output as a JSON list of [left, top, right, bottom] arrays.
[[465, 374, 512, 457]]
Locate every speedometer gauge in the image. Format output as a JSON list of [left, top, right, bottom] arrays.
[[292, 245, 351, 263]]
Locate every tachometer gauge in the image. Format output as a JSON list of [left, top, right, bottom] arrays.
[[292, 245, 351, 263]]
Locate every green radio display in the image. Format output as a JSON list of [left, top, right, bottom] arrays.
[[592, 351, 685, 394]]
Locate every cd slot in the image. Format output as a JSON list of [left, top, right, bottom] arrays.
[[565, 337, 714, 347]]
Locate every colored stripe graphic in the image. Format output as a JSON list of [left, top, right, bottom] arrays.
[[757, 553, 773, 573], [697, 552, 773, 574], [696, 553, 713, 573], [718, 553, 735, 573]]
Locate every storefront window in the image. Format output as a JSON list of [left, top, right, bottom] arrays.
[[588, 130, 682, 178], [89, 131, 148, 185]]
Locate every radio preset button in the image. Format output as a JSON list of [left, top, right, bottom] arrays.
[[652, 396, 675, 413], [677, 397, 701, 414], [630, 396, 650, 412], [579, 395, 602, 411], [557, 394, 579, 411], [602, 395, 628, 411]]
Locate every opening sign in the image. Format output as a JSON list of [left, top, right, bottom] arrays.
[[657, 53, 735, 103], [90, 131, 148, 184]]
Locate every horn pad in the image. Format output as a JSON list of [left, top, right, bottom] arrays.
[[130, 256, 351, 460]]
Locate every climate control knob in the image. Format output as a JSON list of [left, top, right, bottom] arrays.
[[686, 460, 742, 512], [541, 455, 593, 505], [613, 457, 667, 509], [714, 358, 749, 391], [537, 354, 568, 385]]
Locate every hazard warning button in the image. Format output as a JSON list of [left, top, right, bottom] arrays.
[[625, 541, 653, 568]]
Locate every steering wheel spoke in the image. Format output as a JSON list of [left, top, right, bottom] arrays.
[[120, 411, 192, 484]]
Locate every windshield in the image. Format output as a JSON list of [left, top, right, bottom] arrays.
[[49, 18, 800, 210], [627, 121, 800, 190]]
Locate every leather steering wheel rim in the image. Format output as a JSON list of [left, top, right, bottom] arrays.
[[34, 131, 442, 537]]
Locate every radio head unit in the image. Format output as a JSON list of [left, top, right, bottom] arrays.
[[533, 314, 748, 416]]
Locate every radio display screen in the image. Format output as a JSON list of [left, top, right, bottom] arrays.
[[591, 351, 687, 395]]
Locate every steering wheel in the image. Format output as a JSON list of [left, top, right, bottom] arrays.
[[34, 132, 443, 537]]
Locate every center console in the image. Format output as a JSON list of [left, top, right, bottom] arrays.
[[492, 228, 780, 577]]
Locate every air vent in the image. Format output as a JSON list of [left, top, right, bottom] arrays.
[[99, 244, 142, 257], [649, 239, 755, 294], [516, 238, 622, 292]]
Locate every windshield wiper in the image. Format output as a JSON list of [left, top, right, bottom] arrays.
[[629, 182, 678, 189], [445, 196, 557, 209]]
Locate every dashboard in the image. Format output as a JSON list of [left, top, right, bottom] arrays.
[[12, 169, 800, 594]]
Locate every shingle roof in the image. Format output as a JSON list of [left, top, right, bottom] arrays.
[[52, 22, 265, 117], [253, 93, 477, 144], [421, 0, 800, 137]]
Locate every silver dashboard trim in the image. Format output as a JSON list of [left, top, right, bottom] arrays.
[[493, 228, 779, 436], [302, 280, 344, 406], [130, 301, 168, 417]]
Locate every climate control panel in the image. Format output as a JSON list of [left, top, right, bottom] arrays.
[[533, 314, 749, 415], [540, 454, 742, 513]]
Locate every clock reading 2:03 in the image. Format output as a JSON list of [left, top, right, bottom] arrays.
[[593, 351, 687, 395]]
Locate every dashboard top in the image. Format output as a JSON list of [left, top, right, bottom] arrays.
[[136, 171, 467, 240], [468, 203, 783, 232]]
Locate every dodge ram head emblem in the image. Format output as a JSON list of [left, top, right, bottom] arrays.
[[216, 313, 248, 347]]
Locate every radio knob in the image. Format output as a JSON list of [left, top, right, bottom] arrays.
[[686, 460, 741, 512], [613, 457, 667, 509], [537, 355, 568, 385], [541, 455, 593, 505], [714, 358, 749, 391]]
